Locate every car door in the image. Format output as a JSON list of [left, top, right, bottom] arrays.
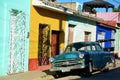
[[94, 43, 108, 68], [89, 43, 105, 69]]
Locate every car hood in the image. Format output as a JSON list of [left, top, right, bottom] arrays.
[[53, 52, 80, 61]]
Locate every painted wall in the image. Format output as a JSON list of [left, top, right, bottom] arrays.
[[96, 25, 112, 48], [29, 0, 66, 70], [65, 16, 96, 47], [96, 12, 120, 23], [115, 24, 120, 57], [97, 12, 120, 57], [0, 0, 29, 76]]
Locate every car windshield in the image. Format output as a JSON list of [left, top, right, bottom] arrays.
[[65, 42, 88, 52], [64, 42, 103, 53]]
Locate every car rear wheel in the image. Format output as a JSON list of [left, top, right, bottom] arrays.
[[102, 62, 109, 72]]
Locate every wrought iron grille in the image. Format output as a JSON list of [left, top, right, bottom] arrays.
[[38, 24, 50, 66], [8, 9, 26, 74]]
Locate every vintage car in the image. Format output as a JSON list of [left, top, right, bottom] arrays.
[[49, 41, 113, 77]]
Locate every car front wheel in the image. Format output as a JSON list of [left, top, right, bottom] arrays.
[[83, 62, 93, 77], [53, 71, 62, 78]]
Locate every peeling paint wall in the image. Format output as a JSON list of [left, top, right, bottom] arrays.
[[65, 16, 96, 47]]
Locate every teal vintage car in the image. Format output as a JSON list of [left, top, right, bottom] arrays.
[[49, 41, 113, 77]]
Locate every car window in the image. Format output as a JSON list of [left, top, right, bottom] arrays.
[[91, 45, 96, 51], [78, 45, 91, 51], [95, 44, 102, 51], [91, 44, 102, 51], [65, 46, 76, 52], [72, 47, 76, 51], [65, 46, 71, 52]]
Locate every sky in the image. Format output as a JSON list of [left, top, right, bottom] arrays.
[[57, 0, 120, 12]]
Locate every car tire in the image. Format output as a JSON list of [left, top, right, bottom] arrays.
[[102, 62, 109, 72], [111, 55, 116, 67], [83, 62, 92, 77], [53, 71, 62, 78]]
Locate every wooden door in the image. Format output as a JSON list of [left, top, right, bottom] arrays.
[[51, 31, 59, 57], [68, 27, 74, 44]]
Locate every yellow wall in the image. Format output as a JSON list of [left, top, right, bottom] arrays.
[[29, 1, 66, 59]]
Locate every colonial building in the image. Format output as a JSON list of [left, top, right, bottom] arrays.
[[29, 0, 66, 70]]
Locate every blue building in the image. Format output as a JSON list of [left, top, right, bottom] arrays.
[[96, 21, 117, 51], [0, 0, 30, 76]]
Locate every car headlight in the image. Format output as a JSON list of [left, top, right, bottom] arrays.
[[49, 58, 54, 63], [79, 54, 84, 58]]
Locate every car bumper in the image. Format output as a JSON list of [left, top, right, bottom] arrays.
[[50, 65, 86, 72]]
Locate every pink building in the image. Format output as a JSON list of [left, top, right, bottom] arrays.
[[96, 12, 120, 23]]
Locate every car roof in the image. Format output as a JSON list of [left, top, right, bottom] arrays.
[[68, 41, 98, 46]]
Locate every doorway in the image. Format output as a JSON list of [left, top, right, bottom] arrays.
[[51, 31, 59, 57], [38, 24, 50, 66]]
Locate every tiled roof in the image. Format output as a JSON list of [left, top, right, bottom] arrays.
[[98, 20, 118, 29], [101, 21, 116, 27]]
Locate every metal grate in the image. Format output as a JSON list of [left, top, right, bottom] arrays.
[[38, 24, 50, 66], [8, 9, 26, 74]]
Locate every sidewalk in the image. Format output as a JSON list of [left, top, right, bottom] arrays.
[[0, 70, 55, 80], [0, 59, 120, 80]]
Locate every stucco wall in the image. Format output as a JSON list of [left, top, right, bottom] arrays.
[[29, 7, 66, 58], [29, 0, 66, 70], [65, 16, 96, 47], [0, 0, 29, 76]]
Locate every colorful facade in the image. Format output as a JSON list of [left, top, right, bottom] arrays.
[[96, 22, 116, 50], [0, 0, 29, 76], [96, 12, 120, 57], [29, 0, 66, 71], [65, 15, 97, 47], [63, 2, 102, 47]]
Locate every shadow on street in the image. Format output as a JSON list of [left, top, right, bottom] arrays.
[[43, 67, 120, 80], [70, 67, 120, 80]]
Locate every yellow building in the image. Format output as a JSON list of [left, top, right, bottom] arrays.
[[29, 0, 66, 70]]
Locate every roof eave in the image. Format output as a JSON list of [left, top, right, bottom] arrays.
[[73, 12, 103, 22], [32, 0, 103, 22], [32, 0, 73, 14], [98, 23, 119, 29]]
